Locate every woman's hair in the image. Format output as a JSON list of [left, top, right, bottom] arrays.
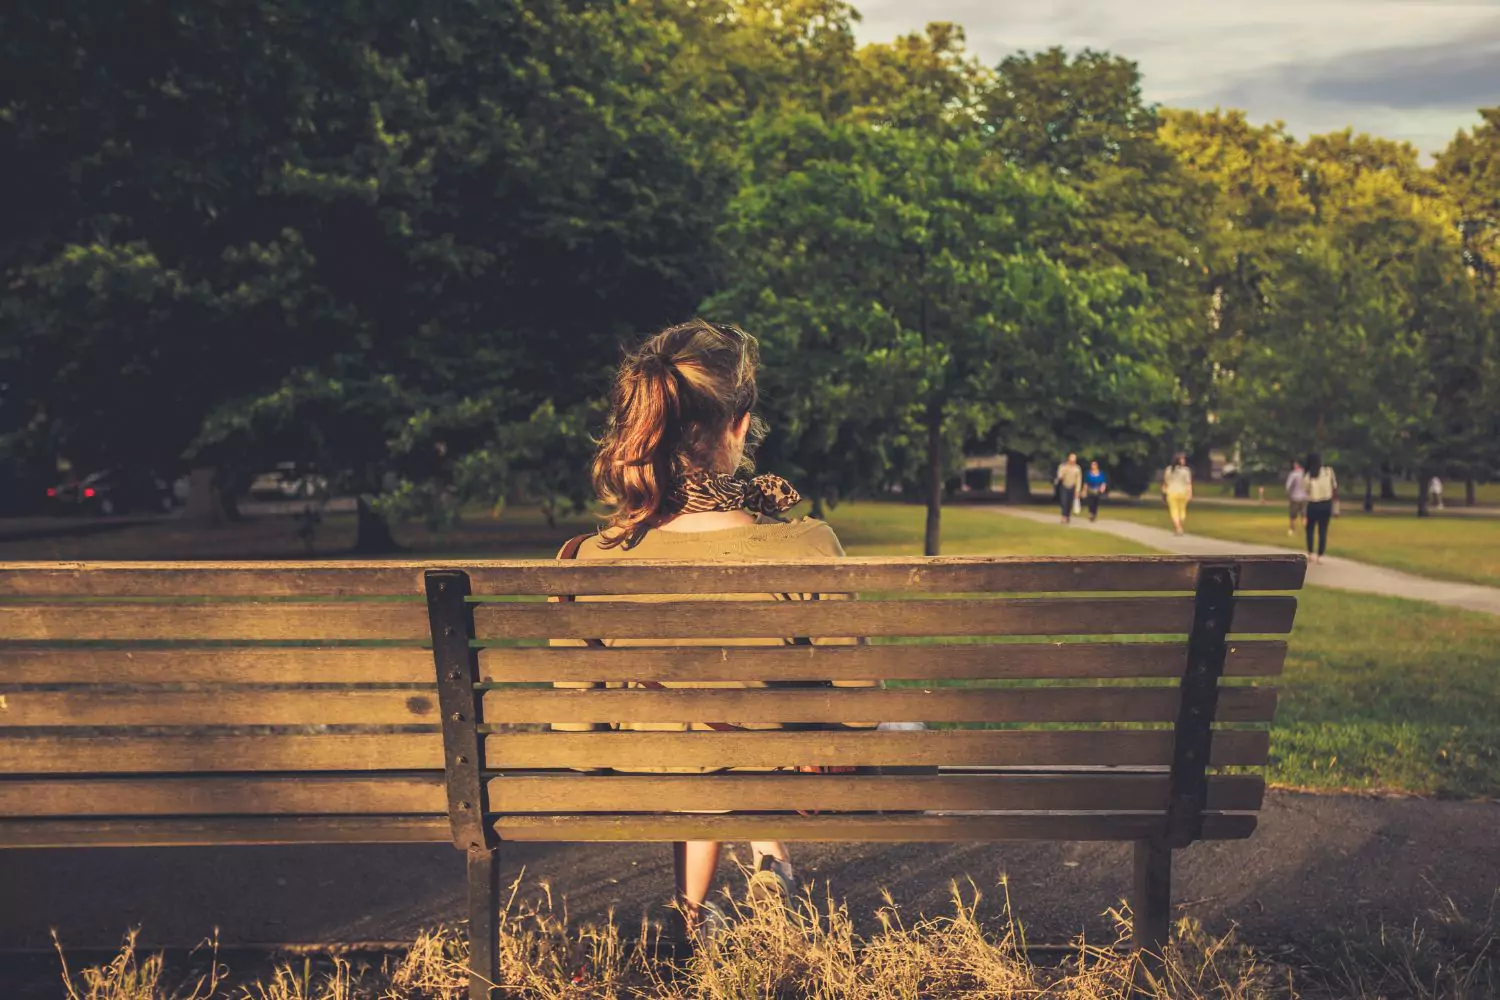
[[1305, 452, 1323, 478], [1174, 452, 1187, 466], [592, 319, 763, 545]]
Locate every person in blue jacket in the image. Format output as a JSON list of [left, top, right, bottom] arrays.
[[1083, 461, 1108, 522]]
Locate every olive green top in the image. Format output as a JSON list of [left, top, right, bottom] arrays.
[[551, 517, 874, 770]]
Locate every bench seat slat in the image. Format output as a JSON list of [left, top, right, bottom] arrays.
[[0, 647, 434, 684], [0, 556, 1307, 597], [0, 603, 431, 641], [0, 734, 444, 773], [472, 597, 1296, 640], [0, 774, 446, 816], [485, 730, 1269, 769], [492, 813, 1259, 843], [479, 641, 1289, 682], [481, 687, 1277, 725], [0, 689, 442, 727], [0, 816, 451, 848], [486, 773, 1265, 813]]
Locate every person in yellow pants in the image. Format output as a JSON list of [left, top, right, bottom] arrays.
[[1161, 453, 1193, 536]]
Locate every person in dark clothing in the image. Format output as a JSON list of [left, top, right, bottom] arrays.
[[1302, 452, 1338, 564]]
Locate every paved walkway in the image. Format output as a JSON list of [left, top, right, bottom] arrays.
[[995, 507, 1500, 616]]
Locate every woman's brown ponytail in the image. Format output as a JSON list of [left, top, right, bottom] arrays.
[[592, 320, 760, 546]]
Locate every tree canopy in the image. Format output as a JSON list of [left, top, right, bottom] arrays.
[[3, 2, 1497, 546]]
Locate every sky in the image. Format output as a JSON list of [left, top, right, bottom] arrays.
[[852, 0, 1500, 159]]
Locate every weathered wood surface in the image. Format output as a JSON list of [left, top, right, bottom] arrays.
[[481, 686, 1277, 725], [472, 597, 1296, 640], [485, 773, 1265, 813], [0, 816, 451, 848], [0, 774, 447, 816], [492, 813, 1259, 843], [1, 689, 443, 727], [0, 603, 431, 641], [0, 734, 444, 773], [485, 729, 1270, 770], [0, 647, 434, 684], [0, 555, 1307, 598], [479, 641, 1290, 682]]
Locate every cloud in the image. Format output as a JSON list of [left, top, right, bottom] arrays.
[[849, 0, 1500, 156]]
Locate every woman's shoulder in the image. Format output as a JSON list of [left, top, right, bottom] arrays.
[[748, 515, 846, 557]]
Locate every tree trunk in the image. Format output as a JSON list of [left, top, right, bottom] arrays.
[[183, 466, 230, 526], [1363, 476, 1374, 513], [924, 412, 942, 557], [1417, 474, 1430, 518], [354, 496, 400, 553], [1232, 475, 1251, 499], [810, 494, 827, 520], [1467, 479, 1477, 507], [1380, 475, 1397, 501], [1004, 451, 1031, 505]]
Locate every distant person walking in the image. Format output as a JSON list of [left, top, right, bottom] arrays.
[[1430, 475, 1445, 510], [1083, 461, 1108, 522], [1161, 453, 1193, 536], [1055, 453, 1083, 524], [1303, 452, 1338, 564], [1285, 461, 1308, 536]]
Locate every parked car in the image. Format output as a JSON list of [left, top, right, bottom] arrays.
[[249, 462, 330, 500], [49, 468, 177, 516]]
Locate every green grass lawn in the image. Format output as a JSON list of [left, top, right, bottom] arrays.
[[826, 502, 1500, 798], [1100, 500, 1500, 588]]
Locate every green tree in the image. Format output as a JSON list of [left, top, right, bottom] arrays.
[[708, 114, 1167, 553]]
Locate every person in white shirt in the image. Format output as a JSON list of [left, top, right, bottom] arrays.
[[1161, 453, 1193, 536], [1285, 460, 1308, 536], [1430, 476, 1444, 510], [1303, 452, 1338, 564]]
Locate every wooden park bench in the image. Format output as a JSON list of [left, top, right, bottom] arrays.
[[0, 554, 1303, 999]]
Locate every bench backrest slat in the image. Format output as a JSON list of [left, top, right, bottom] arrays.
[[483, 729, 1270, 770], [479, 686, 1278, 725], [0, 555, 1306, 597], [478, 640, 1289, 682], [484, 772, 1267, 814], [471, 595, 1296, 640]]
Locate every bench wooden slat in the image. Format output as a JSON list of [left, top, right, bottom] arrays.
[[0, 774, 447, 816], [0, 734, 444, 773], [492, 813, 1259, 843], [479, 640, 1289, 682], [0, 647, 435, 684], [472, 596, 1296, 640], [485, 773, 1265, 813], [0, 816, 451, 848], [0, 603, 432, 641], [0, 555, 1307, 597], [484, 729, 1269, 769], [481, 687, 1277, 725], [0, 690, 443, 727]]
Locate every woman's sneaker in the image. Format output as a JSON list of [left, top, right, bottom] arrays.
[[746, 856, 796, 909]]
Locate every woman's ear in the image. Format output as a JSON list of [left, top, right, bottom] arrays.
[[734, 412, 753, 444]]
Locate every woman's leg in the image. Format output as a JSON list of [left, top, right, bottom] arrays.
[[750, 840, 791, 872], [1317, 506, 1330, 557], [1087, 492, 1101, 521], [1305, 507, 1317, 555], [674, 841, 722, 930]]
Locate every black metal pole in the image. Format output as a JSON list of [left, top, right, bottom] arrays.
[[425, 570, 497, 1000]]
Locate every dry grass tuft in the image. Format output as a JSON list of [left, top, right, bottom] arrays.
[[47, 881, 1499, 999]]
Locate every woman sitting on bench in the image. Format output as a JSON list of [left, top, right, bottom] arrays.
[[552, 318, 865, 939]]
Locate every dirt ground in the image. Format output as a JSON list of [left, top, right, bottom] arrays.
[[4, 790, 1496, 966]]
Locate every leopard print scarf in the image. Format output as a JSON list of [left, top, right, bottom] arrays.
[[663, 471, 802, 518]]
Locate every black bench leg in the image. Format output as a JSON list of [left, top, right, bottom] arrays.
[[1132, 837, 1171, 967], [467, 845, 500, 1000]]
